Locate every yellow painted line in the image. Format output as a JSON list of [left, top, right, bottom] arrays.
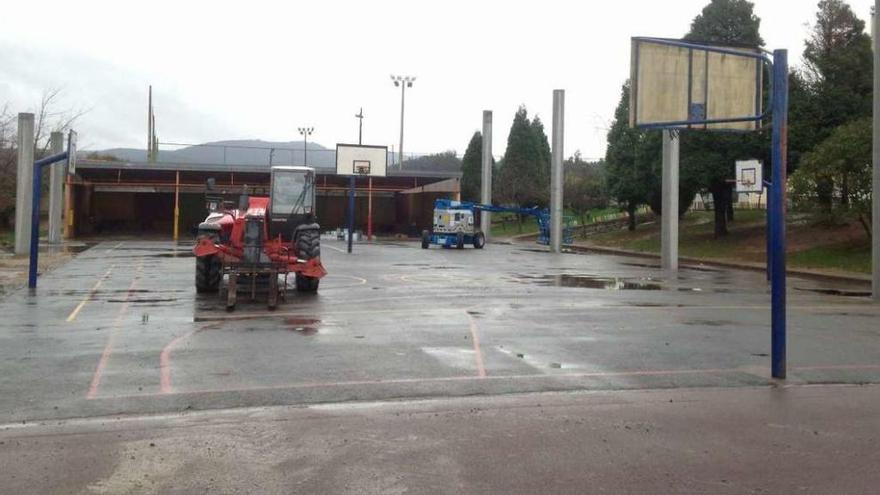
[[66, 267, 114, 322], [465, 309, 487, 378]]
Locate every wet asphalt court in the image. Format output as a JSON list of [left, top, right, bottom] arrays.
[[1, 240, 879, 423]]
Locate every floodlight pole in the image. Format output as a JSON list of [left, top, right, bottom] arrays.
[[769, 49, 789, 379], [391, 75, 414, 170], [872, 1, 880, 302], [661, 130, 680, 272], [298, 127, 314, 166]]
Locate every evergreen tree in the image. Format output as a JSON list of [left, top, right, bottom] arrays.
[[803, 0, 873, 132], [682, 0, 765, 237], [496, 106, 551, 208], [460, 132, 483, 202], [604, 83, 653, 231], [801, 0, 873, 211]]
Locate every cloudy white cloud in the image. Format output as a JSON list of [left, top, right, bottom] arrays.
[[0, 0, 875, 159]]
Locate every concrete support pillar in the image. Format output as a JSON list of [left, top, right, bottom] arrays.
[[661, 130, 680, 272], [48, 132, 64, 244], [873, 0, 880, 302], [14, 113, 35, 255], [480, 111, 493, 241], [550, 90, 565, 253]]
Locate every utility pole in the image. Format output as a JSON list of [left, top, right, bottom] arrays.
[[873, 1, 880, 302], [297, 127, 314, 166], [391, 75, 415, 169], [147, 85, 152, 162]]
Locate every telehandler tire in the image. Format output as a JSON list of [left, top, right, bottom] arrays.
[[295, 228, 321, 292]]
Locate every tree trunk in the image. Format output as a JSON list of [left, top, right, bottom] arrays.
[[627, 202, 637, 231], [840, 174, 849, 209], [816, 178, 834, 213], [726, 184, 735, 222], [858, 213, 871, 238], [711, 185, 728, 238]]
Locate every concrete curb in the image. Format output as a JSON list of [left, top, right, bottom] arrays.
[[564, 243, 872, 286]]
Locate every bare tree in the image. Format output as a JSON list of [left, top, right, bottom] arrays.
[[33, 89, 88, 157], [0, 90, 87, 231]]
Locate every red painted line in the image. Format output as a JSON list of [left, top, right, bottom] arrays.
[[465, 310, 487, 378], [86, 263, 142, 399], [159, 323, 222, 394]]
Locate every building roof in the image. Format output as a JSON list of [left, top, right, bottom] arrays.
[[76, 159, 462, 179]]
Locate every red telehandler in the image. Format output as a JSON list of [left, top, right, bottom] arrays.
[[193, 166, 326, 310]]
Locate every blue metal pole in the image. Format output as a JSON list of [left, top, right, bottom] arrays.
[[347, 176, 355, 254], [28, 151, 68, 289], [28, 162, 43, 289], [764, 180, 771, 282], [770, 50, 789, 379]]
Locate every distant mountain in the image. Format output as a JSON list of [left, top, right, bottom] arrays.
[[93, 140, 461, 174], [99, 140, 336, 168]]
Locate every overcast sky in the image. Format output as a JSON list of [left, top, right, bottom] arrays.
[[0, 0, 875, 159]]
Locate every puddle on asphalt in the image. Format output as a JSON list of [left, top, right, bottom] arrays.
[[149, 252, 195, 258], [683, 319, 733, 327], [285, 317, 321, 335], [795, 287, 872, 298], [515, 274, 662, 291], [106, 297, 179, 304], [37, 243, 95, 254]]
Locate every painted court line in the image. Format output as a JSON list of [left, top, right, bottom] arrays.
[[66, 266, 115, 322], [160, 323, 223, 394], [86, 261, 143, 399], [465, 309, 487, 378]]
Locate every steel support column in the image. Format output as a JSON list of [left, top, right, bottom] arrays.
[[770, 50, 790, 379]]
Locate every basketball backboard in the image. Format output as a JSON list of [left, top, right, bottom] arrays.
[[735, 159, 763, 193], [630, 37, 765, 131], [336, 144, 388, 177]]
